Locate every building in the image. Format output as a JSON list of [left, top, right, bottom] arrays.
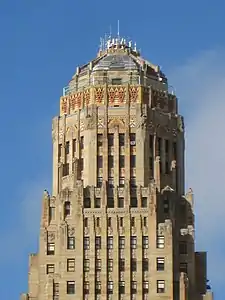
[[20, 36, 213, 300]]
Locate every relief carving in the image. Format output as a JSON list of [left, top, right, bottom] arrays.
[[48, 232, 55, 242], [68, 226, 75, 237]]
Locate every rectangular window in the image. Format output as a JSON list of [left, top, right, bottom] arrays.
[[108, 259, 113, 272], [143, 281, 149, 294], [108, 155, 114, 168], [119, 281, 125, 294], [118, 197, 124, 208], [96, 281, 101, 294], [67, 237, 75, 250], [107, 237, 113, 249], [107, 217, 112, 227], [131, 217, 135, 227], [130, 177, 136, 187], [72, 139, 76, 153], [130, 155, 136, 168], [131, 281, 137, 294], [58, 144, 62, 161], [179, 241, 187, 254], [112, 78, 122, 85], [180, 262, 188, 274], [84, 237, 90, 250], [157, 137, 161, 154], [67, 281, 75, 294], [80, 158, 84, 171], [94, 197, 101, 208], [143, 258, 149, 271], [84, 217, 88, 227], [96, 217, 100, 227], [107, 281, 114, 294], [131, 197, 137, 207], [67, 259, 75, 272], [119, 155, 125, 168], [84, 259, 90, 272], [95, 236, 101, 249], [165, 139, 169, 153], [65, 141, 70, 155], [119, 177, 125, 187], [143, 236, 149, 249], [157, 257, 165, 271], [47, 243, 55, 255], [141, 197, 147, 208], [108, 134, 114, 146], [143, 217, 148, 227], [107, 197, 114, 208], [130, 133, 136, 146], [119, 259, 125, 272], [131, 236, 137, 249], [62, 163, 69, 176], [119, 236, 125, 249], [84, 281, 89, 295], [157, 280, 165, 293], [97, 134, 103, 147], [53, 283, 59, 299], [64, 201, 71, 217], [49, 207, 55, 222], [84, 197, 91, 208], [157, 236, 165, 249], [173, 142, 177, 159], [97, 177, 103, 187], [80, 137, 84, 150], [96, 259, 101, 271], [119, 133, 125, 146], [149, 135, 153, 150], [108, 177, 114, 188], [97, 156, 103, 168], [131, 258, 137, 272], [119, 217, 123, 227], [46, 264, 55, 274]]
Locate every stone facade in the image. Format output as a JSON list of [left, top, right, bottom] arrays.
[[20, 38, 213, 300]]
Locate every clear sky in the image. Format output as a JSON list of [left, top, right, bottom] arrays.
[[0, 1, 224, 299]]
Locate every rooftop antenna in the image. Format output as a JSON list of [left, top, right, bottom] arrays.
[[109, 25, 112, 39], [117, 20, 120, 39]]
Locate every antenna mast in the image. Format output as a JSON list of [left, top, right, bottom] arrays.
[[117, 20, 120, 39]]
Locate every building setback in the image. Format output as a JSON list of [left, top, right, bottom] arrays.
[[20, 36, 213, 300]]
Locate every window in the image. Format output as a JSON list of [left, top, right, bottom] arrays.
[[165, 139, 169, 153], [157, 137, 161, 154], [141, 197, 147, 208], [96, 217, 100, 227], [84, 237, 90, 250], [142, 236, 149, 249], [131, 259, 137, 271], [84, 197, 91, 208], [119, 217, 124, 227], [157, 280, 165, 293], [130, 177, 136, 187], [84, 217, 88, 227], [72, 138, 76, 153], [108, 259, 113, 272], [131, 217, 135, 227], [107, 237, 113, 249], [67, 237, 75, 250], [157, 236, 165, 249], [130, 133, 136, 146], [64, 201, 71, 217], [80, 137, 84, 149], [49, 207, 55, 222], [157, 257, 165, 271], [131, 197, 137, 207], [80, 158, 84, 171], [119, 155, 125, 167], [96, 259, 101, 271], [67, 259, 75, 272], [62, 163, 69, 176], [95, 237, 101, 249], [118, 197, 124, 208], [46, 264, 55, 274], [131, 236, 137, 249], [97, 134, 103, 147], [180, 262, 188, 274], [107, 281, 113, 294], [65, 141, 70, 155], [119, 236, 125, 249], [149, 135, 153, 149], [107, 197, 114, 208], [58, 144, 62, 160], [67, 281, 75, 294], [179, 241, 187, 254], [95, 197, 101, 208], [108, 155, 114, 168], [173, 142, 177, 159], [119, 281, 125, 294], [107, 217, 112, 227], [143, 258, 149, 271], [131, 281, 137, 294], [108, 177, 114, 188], [84, 259, 90, 272], [130, 155, 136, 168], [112, 78, 122, 85], [108, 134, 114, 146], [97, 156, 103, 168], [97, 177, 103, 187], [96, 281, 101, 294], [143, 217, 148, 227], [143, 281, 149, 294], [164, 198, 169, 213], [84, 281, 89, 294], [119, 133, 125, 146], [119, 177, 125, 187], [53, 283, 59, 300], [47, 243, 55, 255], [119, 259, 125, 271]]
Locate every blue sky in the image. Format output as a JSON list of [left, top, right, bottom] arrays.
[[0, 1, 224, 299]]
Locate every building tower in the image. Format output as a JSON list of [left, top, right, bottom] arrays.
[[20, 37, 213, 300]]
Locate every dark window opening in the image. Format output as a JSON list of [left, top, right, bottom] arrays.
[[64, 201, 71, 217], [131, 197, 137, 207], [65, 141, 70, 155], [119, 133, 125, 146], [62, 163, 69, 176], [84, 197, 91, 208]]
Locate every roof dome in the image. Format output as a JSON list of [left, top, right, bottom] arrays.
[[93, 53, 139, 71]]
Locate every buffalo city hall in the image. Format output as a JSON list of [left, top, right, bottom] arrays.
[[20, 36, 213, 300]]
